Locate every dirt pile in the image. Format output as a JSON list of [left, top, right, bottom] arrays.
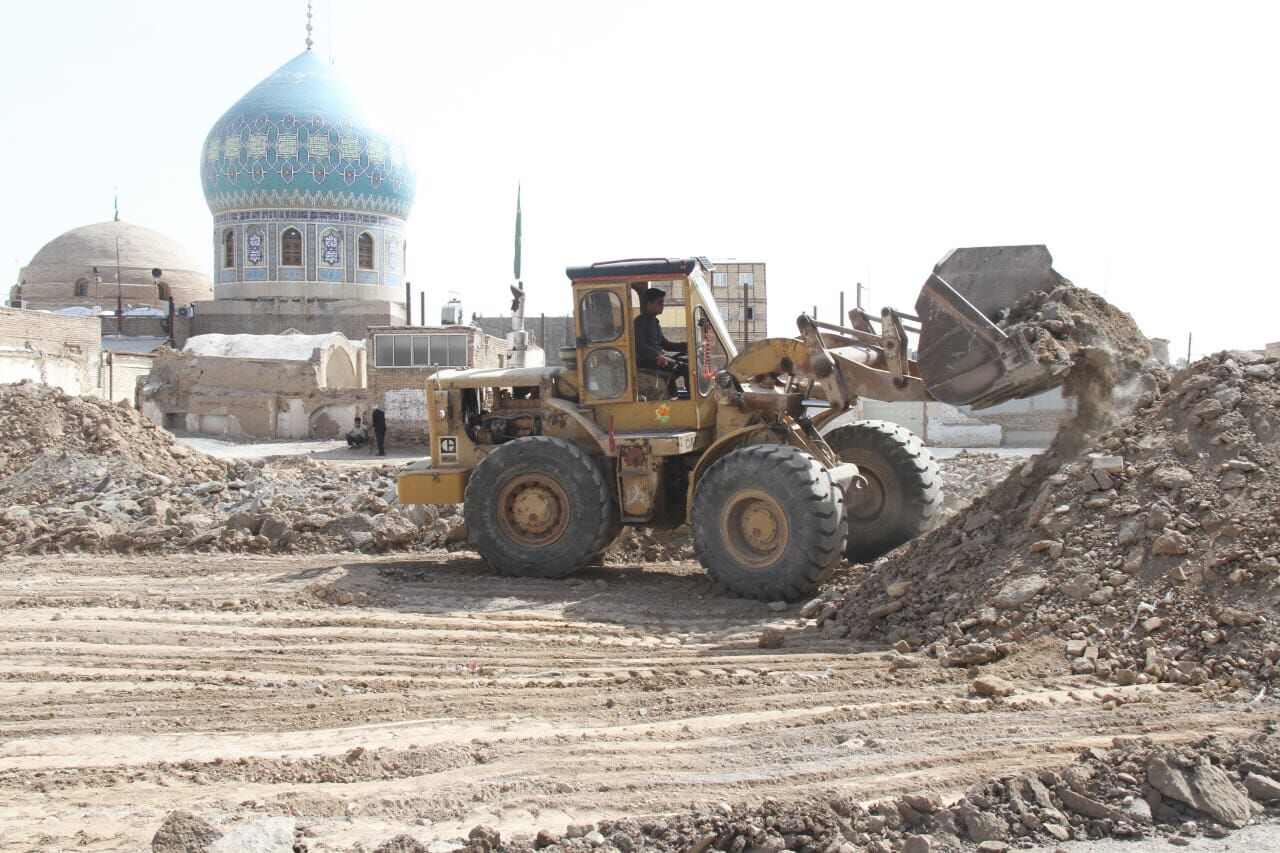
[[486, 730, 1280, 851], [936, 452, 1023, 519], [820, 350, 1280, 690], [0, 382, 462, 556]]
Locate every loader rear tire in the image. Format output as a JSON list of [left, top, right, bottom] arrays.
[[692, 444, 846, 602], [825, 420, 941, 562], [464, 436, 617, 579]]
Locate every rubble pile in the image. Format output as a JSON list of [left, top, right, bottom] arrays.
[[0, 383, 462, 556], [936, 452, 1023, 519], [606, 525, 695, 564], [467, 731, 1280, 851], [821, 350, 1280, 690]]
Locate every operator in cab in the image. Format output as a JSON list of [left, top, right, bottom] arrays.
[[634, 287, 689, 390]]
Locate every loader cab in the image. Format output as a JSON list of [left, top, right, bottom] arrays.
[[565, 258, 737, 432]]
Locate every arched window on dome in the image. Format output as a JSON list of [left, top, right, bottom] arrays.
[[157, 282, 170, 302], [281, 228, 303, 267], [222, 230, 235, 268], [75, 278, 90, 298], [358, 232, 375, 270]]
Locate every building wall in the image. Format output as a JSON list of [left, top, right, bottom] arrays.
[[709, 261, 768, 349], [100, 352, 154, 406], [365, 325, 506, 444], [140, 342, 369, 439], [474, 315, 576, 365], [191, 298, 405, 340], [0, 305, 101, 394]]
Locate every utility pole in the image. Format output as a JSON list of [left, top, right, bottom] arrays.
[[741, 279, 749, 350], [856, 282, 864, 310], [420, 292, 425, 326], [114, 237, 123, 335], [1187, 332, 1192, 365], [839, 291, 845, 325]]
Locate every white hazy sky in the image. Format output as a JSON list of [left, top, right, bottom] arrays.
[[2, 0, 1277, 357]]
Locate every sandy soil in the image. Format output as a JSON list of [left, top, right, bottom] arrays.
[[0, 552, 1272, 851]]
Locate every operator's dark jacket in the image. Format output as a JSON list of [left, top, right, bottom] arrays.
[[634, 314, 688, 369]]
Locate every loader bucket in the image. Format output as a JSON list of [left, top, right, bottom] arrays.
[[914, 245, 1070, 409]]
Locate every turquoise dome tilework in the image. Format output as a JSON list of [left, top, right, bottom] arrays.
[[201, 50, 415, 218]]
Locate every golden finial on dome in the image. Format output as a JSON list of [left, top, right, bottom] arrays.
[[305, 0, 314, 51]]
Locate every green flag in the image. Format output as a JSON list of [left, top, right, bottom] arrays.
[[513, 184, 522, 280]]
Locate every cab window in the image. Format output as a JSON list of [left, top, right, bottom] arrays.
[[580, 290, 623, 342]]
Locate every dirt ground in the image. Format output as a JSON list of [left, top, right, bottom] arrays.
[[1, 551, 1274, 851]]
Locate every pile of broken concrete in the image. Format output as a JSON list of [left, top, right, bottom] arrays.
[[0, 382, 462, 556], [819, 350, 1280, 691], [394, 730, 1280, 851]]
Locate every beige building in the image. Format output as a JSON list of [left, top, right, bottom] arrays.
[[366, 325, 506, 443], [11, 220, 212, 313], [140, 332, 368, 439], [708, 260, 767, 349]]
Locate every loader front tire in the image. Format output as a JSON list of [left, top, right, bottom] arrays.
[[825, 420, 941, 562], [464, 436, 617, 579], [692, 444, 846, 602]]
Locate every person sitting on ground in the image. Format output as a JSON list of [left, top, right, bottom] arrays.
[[634, 287, 689, 391], [346, 416, 368, 448]]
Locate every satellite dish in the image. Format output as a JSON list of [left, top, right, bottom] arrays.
[[151, 268, 163, 279]]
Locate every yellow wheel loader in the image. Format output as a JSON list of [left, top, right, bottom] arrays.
[[398, 246, 1072, 601]]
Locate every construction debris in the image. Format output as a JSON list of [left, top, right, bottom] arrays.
[[820, 350, 1280, 690], [496, 731, 1280, 851], [0, 382, 463, 556]]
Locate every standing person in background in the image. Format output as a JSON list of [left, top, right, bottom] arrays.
[[372, 406, 387, 457]]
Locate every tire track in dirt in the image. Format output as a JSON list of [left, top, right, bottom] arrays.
[[0, 554, 1270, 850]]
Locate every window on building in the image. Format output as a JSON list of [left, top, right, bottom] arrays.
[[281, 228, 302, 266], [373, 332, 468, 367], [222, 230, 235, 268], [75, 278, 90, 297], [712, 272, 728, 289], [157, 282, 170, 301], [358, 232, 375, 269]]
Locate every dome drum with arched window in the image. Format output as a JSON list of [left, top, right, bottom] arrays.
[[202, 48, 415, 304]]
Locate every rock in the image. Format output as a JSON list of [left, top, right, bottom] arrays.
[[993, 575, 1048, 609], [1042, 822, 1070, 841], [1151, 465, 1195, 489], [799, 597, 825, 618], [973, 674, 1015, 697], [901, 836, 933, 853], [224, 511, 259, 533], [758, 627, 785, 649], [533, 830, 559, 848], [583, 831, 606, 846], [257, 514, 290, 543], [1056, 785, 1118, 820], [1091, 454, 1125, 473], [886, 581, 910, 598], [942, 642, 1002, 667], [373, 835, 429, 853], [152, 810, 222, 852], [902, 791, 943, 814], [1147, 754, 1253, 828], [976, 843, 1008, 853], [767, 600, 788, 612], [1152, 531, 1191, 556], [468, 825, 500, 851], [959, 805, 1006, 842], [1244, 772, 1280, 802], [208, 817, 295, 852]]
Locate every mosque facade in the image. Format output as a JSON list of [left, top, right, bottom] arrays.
[[191, 44, 417, 339]]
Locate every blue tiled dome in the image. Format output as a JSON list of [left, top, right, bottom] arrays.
[[201, 50, 415, 218]]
